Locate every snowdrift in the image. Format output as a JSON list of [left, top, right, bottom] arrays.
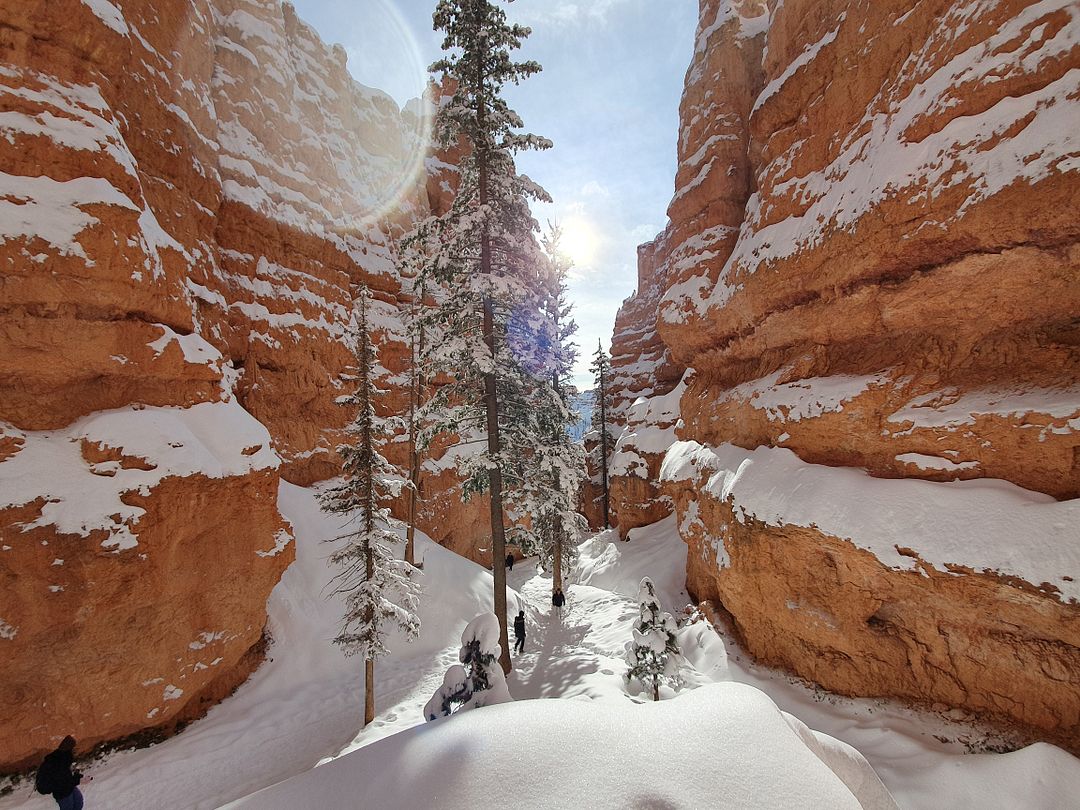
[[227, 681, 896, 810]]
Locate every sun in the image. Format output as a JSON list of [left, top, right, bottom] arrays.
[[557, 217, 598, 267]]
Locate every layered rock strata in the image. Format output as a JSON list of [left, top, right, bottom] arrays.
[[608, 0, 1080, 745], [0, 0, 480, 769]]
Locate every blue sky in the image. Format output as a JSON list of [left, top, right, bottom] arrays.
[[290, 0, 698, 389]]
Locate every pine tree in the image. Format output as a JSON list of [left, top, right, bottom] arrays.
[[625, 577, 681, 702], [404, 273, 429, 569], [589, 340, 614, 529], [414, 0, 554, 674], [513, 223, 586, 596], [321, 287, 421, 726], [423, 612, 513, 720]]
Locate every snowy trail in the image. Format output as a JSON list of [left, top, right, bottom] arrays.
[[505, 567, 637, 702]]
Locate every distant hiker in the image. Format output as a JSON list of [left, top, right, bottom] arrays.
[[513, 610, 526, 653], [505, 553, 515, 571], [552, 588, 566, 615], [35, 736, 84, 810]]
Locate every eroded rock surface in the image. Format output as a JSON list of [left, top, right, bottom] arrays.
[[0, 0, 460, 769], [606, 0, 1080, 744]]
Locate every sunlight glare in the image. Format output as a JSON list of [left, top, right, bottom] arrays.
[[558, 217, 599, 268]]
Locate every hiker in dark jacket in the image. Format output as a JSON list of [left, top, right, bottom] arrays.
[[36, 736, 84, 809], [513, 610, 526, 653], [552, 587, 566, 613], [505, 553, 514, 571]]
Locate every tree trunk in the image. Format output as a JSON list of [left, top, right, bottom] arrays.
[[405, 327, 421, 566], [553, 529, 563, 594], [475, 33, 511, 676], [365, 657, 375, 725], [484, 295, 511, 675], [653, 679, 659, 702]]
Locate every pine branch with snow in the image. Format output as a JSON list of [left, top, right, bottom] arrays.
[[424, 613, 513, 720]]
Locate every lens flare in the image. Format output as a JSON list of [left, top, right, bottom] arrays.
[[336, 0, 433, 231]]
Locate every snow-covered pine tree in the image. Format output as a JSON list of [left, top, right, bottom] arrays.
[[384, 226, 426, 568], [589, 340, 614, 529], [321, 287, 421, 726], [423, 612, 513, 720], [414, 0, 554, 673], [514, 223, 587, 596], [625, 577, 682, 702]]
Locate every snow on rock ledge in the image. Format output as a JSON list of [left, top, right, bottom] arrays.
[[660, 439, 1080, 602], [661, 440, 1080, 748], [0, 400, 279, 551]]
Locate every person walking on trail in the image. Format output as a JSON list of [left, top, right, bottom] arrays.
[[35, 736, 84, 810], [552, 587, 566, 617], [505, 553, 515, 572], [513, 610, 526, 653]]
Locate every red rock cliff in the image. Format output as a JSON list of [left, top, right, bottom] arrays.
[[608, 0, 1080, 748], [0, 0, 464, 770]]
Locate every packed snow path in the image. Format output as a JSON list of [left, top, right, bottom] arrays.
[[3, 486, 1079, 809]]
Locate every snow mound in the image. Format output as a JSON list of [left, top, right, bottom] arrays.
[[227, 682, 896, 810], [574, 517, 688, 611]]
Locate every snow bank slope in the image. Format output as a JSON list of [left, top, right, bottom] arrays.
[[228, 682, 895, 810]]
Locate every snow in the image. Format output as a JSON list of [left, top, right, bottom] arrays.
[[232, 683, 886, 810], [753, 16, 844, 113], [729, 367, 889, 422], [0, 172, 135, 259], [608, 372, 689, 477], [147, 325, 223, 367], [0, 401, 279, 551], [889, 385, 1080, 430], [80, 0, 129, 36], [895, 452, 979, 472], [696, 1, 769, 54], [660, 440, 1080, 601], [3, 487, 1079, 809]]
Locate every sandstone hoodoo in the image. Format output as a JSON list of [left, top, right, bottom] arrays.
[[605, 0, 1080, 747]]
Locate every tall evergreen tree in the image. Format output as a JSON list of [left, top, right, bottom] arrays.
[[589, 340, 613, 529], [411, 0, 553, 673], [404, 272, 429, 569], [514, 224, 586, 595], [321, 287, 421, 726], [625, 577, 681, 702]]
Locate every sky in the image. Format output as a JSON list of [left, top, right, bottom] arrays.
[[289, 0, 699, 389]]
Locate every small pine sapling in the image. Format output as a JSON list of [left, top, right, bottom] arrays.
[[424, 613, 513, 720], [625, 577, 682, 701]]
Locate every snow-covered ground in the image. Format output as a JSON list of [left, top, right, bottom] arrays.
[[4, 485, 1079, 809]]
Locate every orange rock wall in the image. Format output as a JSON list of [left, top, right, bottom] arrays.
[[607, 0, 1080, 743], [0, 0, 468, 769]]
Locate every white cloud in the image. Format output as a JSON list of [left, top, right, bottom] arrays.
[[580, 180, 611, 197], [517, 0, 637, 27]]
